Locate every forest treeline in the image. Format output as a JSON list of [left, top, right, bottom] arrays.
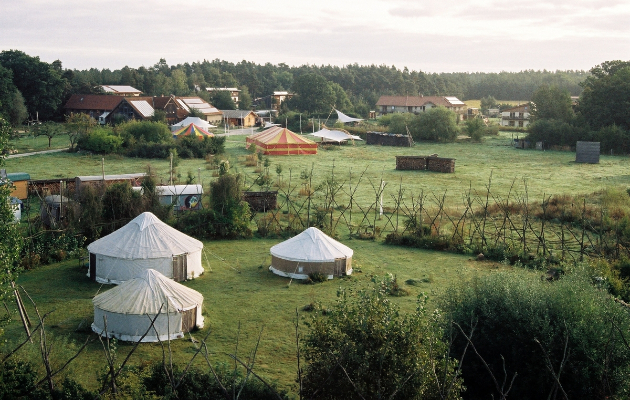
[[72, 59, 587, 105], [0, 49, 588, 123]]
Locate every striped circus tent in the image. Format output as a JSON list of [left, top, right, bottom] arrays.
[[246, 126, 317, 155], [173, 123, 214, 139]]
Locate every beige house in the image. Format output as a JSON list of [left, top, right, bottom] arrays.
[[376, 95, 466, 115], [222, 110, 258, 127], [501, 104, 531, 128]]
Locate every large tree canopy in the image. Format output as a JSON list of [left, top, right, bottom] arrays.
[[530, 84, 573, 122], [288, 73, 336, 114], [0, 50, 66, 121], [578, 60, 630, 130]]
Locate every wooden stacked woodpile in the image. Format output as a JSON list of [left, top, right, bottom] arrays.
[[366, 132, 413, 147], [242, 191, 278, 212], [426, 157, 455, 173], [396, 156, 455, 173], [395, 156, 427, 170], [29, 178, 75, 196]]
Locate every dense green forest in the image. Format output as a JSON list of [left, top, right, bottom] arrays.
[[0, 49, 588, 122]]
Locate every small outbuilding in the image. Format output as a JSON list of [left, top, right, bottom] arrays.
[[91, 269, 204, 342], [87, 212, 204, 284], [41, 195, 71, 229], [156, 185, 203, 211], [269, 227, 353, 280]]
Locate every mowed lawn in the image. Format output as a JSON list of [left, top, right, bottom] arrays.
[[6, 132, 630, 209], [5, 237, 511, 393], [3, 130, 628, 393]]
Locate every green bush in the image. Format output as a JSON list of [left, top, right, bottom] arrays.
[[76, 127, 122, 154], [302, 280, 463, 400], [117, 120, 173, 144], [440, 268, 630, 399]]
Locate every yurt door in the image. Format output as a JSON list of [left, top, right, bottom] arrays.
[[334, 258, 345, 277], [89, 252, 96, 281], [181, 307, 197, 333], [172, 254, 188, 282]]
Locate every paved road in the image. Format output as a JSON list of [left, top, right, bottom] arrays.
[[6, 148, 67, 159]]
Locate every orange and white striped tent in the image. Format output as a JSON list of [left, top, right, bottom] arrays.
[[246, 126, 317, 155]]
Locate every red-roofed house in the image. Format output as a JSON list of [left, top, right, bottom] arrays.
[[375, 96, 466, 115], [64, 95, 124, 122]]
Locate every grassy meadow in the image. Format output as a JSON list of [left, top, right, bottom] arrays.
[[7, 131, 630, 209], [4, 128, 630, 394]]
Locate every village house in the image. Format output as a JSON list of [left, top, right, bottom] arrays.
[[501, 104, 531, 128], [100, 85, 142, 96], [375, 95, 466, 115], [206, 87, 240, 104], [64, 94, 124, 122], [221, 110, 258, 127], [64, 95, 221, 125]]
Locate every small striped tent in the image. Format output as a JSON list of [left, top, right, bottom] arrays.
[[173, 123, 214, 140], [246, 126, 317, 155]]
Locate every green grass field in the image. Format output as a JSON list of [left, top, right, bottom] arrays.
[[3, 128, 627, 395], [9, 133, 72, 153], [5, 237, 516, 393], [7, 132, 630, 209]]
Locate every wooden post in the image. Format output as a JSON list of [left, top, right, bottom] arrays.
[[12, 282, 32, 342]]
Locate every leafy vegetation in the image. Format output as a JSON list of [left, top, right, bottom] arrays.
[[441, 268, 630, 399], [302, 277, 462, 400]]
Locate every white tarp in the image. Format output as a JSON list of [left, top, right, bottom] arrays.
[[87, 212, 204, 284], [311, 128, 362, 142], [270, 227, 353, 263], [335, 109, 363, 123], [171, 117, 216, 131], [92, 269, 204, 342]]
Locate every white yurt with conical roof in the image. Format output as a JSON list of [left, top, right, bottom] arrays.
[[92, 269, 204, 342], [87, 212, 204, 284], [269, 227, 353, 279]]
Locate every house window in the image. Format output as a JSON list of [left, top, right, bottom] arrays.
[[518, 121, 524, 127], [509, 121, 515, 127], [510, 112, 515, 118]]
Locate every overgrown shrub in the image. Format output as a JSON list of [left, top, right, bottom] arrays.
[[302, 280, 463, 399], [76, 127, 122, 154], [440, 268, 630, 399]]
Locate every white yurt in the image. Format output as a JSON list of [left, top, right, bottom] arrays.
[[269, 227, 353, 280], [92, 269, 204, 342], [87, 212, 204, 284]]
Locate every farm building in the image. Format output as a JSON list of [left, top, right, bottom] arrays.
[[269, 227, 353, 280], [87, 212, 204, 284], [246, 126, 317, 155], [156, 185, 203, 211], [91, 269, 204, 342]]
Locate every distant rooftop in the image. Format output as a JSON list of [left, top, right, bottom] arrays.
[[100, 85, 142, 95]]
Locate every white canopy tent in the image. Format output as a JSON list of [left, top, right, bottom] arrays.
[[311, 128, 362, 143], [269, 227, 353, 279], [335, 109, 363, 123], [170, 117, 216, 131], [87, 212, 204, 284], [92, 269, 204, 342]]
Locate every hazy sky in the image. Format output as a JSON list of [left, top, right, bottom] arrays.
[[2, 0, 629, 73]]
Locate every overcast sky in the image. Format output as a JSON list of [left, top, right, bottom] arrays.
[[2, 0, 629, 73]]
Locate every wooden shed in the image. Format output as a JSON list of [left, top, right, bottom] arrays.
[[5, 172, 30, 200]]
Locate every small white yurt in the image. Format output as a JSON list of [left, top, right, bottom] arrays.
[[92, 269, 204, 342], [87, 212, 204, 284], [269, 227, 353, 280]]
